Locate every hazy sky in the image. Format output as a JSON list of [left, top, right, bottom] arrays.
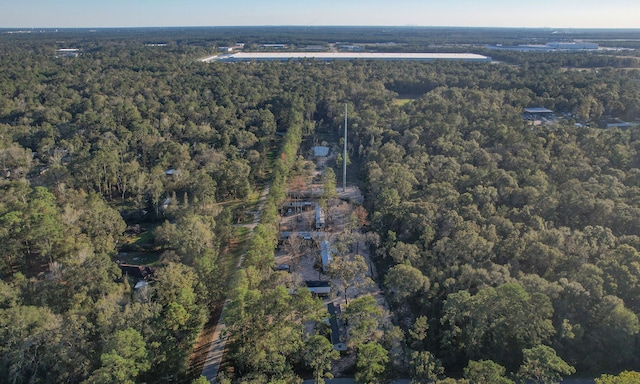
[[2, 0, 640, 29]]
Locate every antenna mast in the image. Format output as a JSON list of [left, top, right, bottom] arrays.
[[343, 103, 347, 192]]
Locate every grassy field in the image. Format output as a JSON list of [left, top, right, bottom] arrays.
[[116, 251, 163, 266], [392, 98, 415, 106]]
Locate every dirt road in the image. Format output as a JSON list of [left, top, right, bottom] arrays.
[[200, 186, 270, 383]]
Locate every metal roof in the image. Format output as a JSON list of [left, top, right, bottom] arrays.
[[202, 52, 491, 63], [313, 146, 330, 157], [321, 240, 333, 270], [524, 107, 554, 114]]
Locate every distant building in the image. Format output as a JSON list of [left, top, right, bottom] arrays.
[[487, 42, 598, 52], [55, 48, 80, 58], [604, 118, 634, 129], [261, 44, 288, 49], [524, 107, 554, 114], [547, 42, 599, 50], [202, 52, 492, 63], [523, 107, 555, 125], [339, 44, 362, 51]]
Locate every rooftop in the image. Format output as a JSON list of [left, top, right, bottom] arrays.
[[524, 107, 554, 114], [313, 146, 330, 157], [202, 52, 491, 63]]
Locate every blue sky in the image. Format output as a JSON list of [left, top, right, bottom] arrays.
[[2, 0, 639, 28]]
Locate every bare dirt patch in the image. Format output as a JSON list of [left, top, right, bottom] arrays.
[[189, 300, 224, 379]]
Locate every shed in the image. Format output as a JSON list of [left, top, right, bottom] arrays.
[[315, 205, 326, 230], [313, 146, 330, 157], [306, 281, 331, 297]]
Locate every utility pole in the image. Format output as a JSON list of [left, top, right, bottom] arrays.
[[343, 103, 347, 192]]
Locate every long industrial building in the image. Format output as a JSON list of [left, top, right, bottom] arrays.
[[201, 52, 491, 63]]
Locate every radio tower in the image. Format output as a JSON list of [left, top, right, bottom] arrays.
[[343, 103, 347, 192]]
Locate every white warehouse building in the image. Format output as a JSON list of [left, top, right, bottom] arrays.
[[202, 52, 492, 63]]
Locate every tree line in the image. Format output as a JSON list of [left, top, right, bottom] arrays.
[[1, 29, 640, 383], [343, 55, 640, 382]]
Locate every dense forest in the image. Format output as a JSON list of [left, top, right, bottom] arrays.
[[0, 33, 320, 383], [1, 28, 640, 383]]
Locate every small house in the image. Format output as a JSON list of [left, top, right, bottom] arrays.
[[118, 264, 157, 281]]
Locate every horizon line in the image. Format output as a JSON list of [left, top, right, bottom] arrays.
[[3, 25, 640, 31]]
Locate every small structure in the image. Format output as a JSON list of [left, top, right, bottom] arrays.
[[118, 264, 157, 281], [315, 205, 326, 230], [547, 42, 599, 50], [283, 201, 316, 212], [55, 48, 80, 58], [321, 240, 333, 272], [487, 42, 598, 52], [339, 44, 362, 51], [313, 146, 330, 157], [261, 44, 288, 49], [305, 281, 331, 297], [524, 107, 554, 115], [327, 303, 347, 351], [604, 118, 634, 129], [523, 107, 555, 125]]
